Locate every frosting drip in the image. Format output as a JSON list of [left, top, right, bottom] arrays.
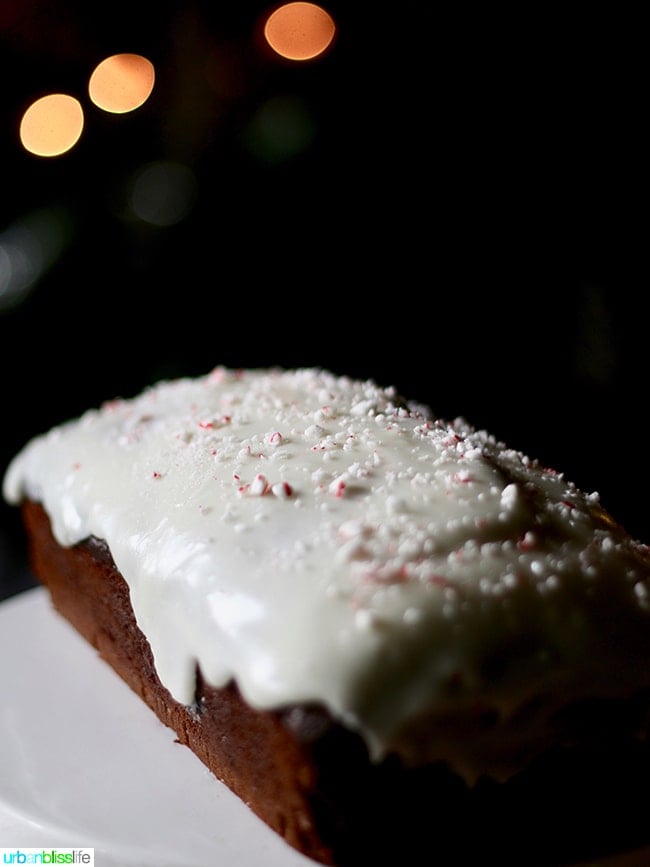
[[5, 367, 650, 777]]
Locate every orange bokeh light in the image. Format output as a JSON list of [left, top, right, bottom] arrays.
[[19, 94, 84, 157], [264, 2, 335, 61], [88, 53, 155, 114]]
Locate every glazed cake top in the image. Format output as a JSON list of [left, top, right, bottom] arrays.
[[5, 367, 650, 778]]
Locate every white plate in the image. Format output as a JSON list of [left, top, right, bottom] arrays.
[[0, 587, 315, 866]]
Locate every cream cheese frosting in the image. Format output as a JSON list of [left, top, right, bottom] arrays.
[[5, 367, 650, 779]]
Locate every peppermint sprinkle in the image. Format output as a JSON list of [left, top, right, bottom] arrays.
[[250, 473, 270, 496], [272, 481, 293, 498]]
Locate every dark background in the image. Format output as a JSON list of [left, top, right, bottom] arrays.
[[1, 1, 648, 600]]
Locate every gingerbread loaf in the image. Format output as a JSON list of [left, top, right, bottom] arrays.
[[4, 367, 650, 864]]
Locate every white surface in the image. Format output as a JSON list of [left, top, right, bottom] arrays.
[[0, 587, 315, 866]]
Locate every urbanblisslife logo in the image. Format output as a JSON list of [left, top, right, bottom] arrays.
[[0, 851, 93, 865]]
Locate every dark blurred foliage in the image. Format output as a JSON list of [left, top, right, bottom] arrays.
[[1, 1, 648, 596]]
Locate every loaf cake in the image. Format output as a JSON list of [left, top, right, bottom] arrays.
[[4, 366, 650, 864]]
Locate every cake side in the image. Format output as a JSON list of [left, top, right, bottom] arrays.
[[19, 497, 482, 865], [18, 499, 650, 865], [20, 499, 339, 863]]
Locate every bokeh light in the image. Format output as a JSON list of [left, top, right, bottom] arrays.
[[244, 95, 316, 163], [19, 94, 84, 157], [0, 208, 74, 311], [129, 161, 197, 227], [89, 53, 155, 113], [264, 3, 335, 61]]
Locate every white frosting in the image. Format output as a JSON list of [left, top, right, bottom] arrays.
[[5, 367, 650, 779]]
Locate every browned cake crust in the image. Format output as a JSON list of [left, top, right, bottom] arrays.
[[20, 499, 650, 866]]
